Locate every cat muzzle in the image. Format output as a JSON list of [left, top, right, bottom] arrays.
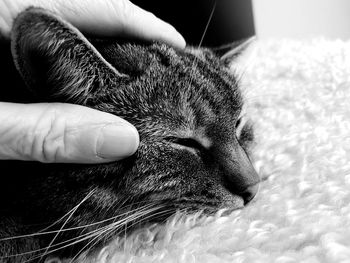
[[215, 143, 260, 204]]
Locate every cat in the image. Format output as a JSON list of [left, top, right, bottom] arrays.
[[0, 7, 260, 262]]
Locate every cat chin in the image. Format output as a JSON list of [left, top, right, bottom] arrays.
[[53, 208, 244, 263]]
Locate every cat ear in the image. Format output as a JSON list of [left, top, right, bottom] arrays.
[[11, 7, 127, 104], [212, 36, 256, 65]]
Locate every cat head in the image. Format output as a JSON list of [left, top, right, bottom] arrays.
[[10, 7, 259, 252]]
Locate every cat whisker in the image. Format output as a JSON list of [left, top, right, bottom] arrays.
[[198, 1, 216, 48], [109, 197, 176, 214], [22, 228, 110, 263], [3, 203, 209, 263], [185, 0, 217, 90], [0, 201, 165, 242], [108, 208, 177, 254], [115, 208, 175, 236], [0, 193, 102, 242], [13, 205, 159, 262], [41, 190, 97, 260], [44, 204, 164, 258], [68, 205, 172, 263], [38, 189, 98, 234], [3, 226, 106, 262]]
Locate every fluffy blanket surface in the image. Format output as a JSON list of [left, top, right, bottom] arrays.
[[76, 39, 350, 263]]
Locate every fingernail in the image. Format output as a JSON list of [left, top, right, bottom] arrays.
[[97, 124, 139, 160], [166, 26, 186, 49], [174, 32, 186, 48]]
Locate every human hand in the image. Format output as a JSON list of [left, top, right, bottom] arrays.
[[0, 103, 139, 163], [0, 0, 186, 48], [0, 0, 185, 163]]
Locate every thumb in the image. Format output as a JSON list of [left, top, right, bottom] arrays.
[[0, 102, 139, 163]]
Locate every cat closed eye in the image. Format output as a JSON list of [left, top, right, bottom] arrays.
[[165, 137, 204, 156]]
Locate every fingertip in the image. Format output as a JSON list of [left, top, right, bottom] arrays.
[[177, 33, 187, 48], [148, 16, 187, 49], [96, 123, 139, 161], [127, 2, 186, 49], [123, 123, 140, 155], [164, 25, 186, 49]]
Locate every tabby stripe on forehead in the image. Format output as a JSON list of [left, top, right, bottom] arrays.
[[179, 52, 241, 118], [179, 53, 217, 93], [189, 80, 221, 118], [192, 54, 242, 113]]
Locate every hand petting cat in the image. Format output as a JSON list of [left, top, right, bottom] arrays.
[[0, 0, 186, 163]]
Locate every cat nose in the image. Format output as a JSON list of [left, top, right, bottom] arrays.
[[240, 183, 260, 205], [213, 142, 260, 203]]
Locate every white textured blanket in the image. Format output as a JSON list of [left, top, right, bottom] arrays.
[[78, 39, 350, 263]]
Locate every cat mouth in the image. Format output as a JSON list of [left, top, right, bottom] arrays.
[[144, 194, 246, 216], [174, 200, 245, 215]]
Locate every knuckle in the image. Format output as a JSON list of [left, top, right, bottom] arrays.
[[28, 106, 65, 163]]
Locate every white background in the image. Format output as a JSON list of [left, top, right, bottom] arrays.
[[253, 0, 350, 39]]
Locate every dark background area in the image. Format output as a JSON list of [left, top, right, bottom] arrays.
[[132, 0, 255, 47]]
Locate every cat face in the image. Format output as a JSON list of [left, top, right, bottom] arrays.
[[8, 7, 259, 254]]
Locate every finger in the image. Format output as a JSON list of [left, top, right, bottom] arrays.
[[121, 2, 186, 49], [0, 0, 20, 38], [56, 0, 186, 48], [0, 0, 186, 48], [0, 102, 139, 163]]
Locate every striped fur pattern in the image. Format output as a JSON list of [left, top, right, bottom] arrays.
[[0, 8, 259, 262]]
